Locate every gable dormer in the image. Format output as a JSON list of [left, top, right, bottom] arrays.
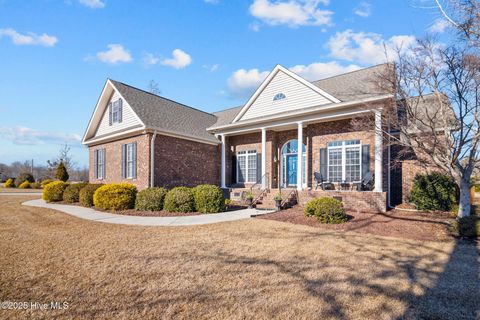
[[233, 65, 340, 123]]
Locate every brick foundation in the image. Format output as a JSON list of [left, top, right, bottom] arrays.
[[297, 190, 387, 213]]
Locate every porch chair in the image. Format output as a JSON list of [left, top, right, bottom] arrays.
[[314, 172, 334, 190], [354, 172, 374, 191]]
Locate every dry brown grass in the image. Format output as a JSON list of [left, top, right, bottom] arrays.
[[0, 196, 478, 319], [0, 188, 41, 193]]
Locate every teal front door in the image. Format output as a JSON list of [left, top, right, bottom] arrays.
[[286, 154, 297, 187]]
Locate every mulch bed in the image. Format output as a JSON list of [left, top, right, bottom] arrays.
[[258, 206, 454, 241]]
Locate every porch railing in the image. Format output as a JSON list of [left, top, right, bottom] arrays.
[[249, 173, 269, 205]]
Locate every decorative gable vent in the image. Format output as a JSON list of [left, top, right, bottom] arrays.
[[273, 93, 286, 101]]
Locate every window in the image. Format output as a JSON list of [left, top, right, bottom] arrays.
[[122, 142, 136, 179], [110, 99, 122, 125], [273, 93, 286, 101], [127, 143, 134, 179], [95, 149, 105, 180], [327, 140, 361, 182], [237, 150, 257, 183]]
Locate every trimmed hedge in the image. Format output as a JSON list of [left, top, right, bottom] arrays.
[[15, 172, 34, 187], [410, 172, 457, 211], [93, 183, 137, 211], [30, 182, 41, 189], [304, 197, 347, 224], [41, 179, 55, 188], [18, 181, 31, 189], [42, 181, 69, 202], [79, 183, 104, 207], [63, 182, 88, 203], [164, 187, 195, 213], [3, 178, 14, 188], [135, 187, 167, 211], [192, 184, 225, 213]]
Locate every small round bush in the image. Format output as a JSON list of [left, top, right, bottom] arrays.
[[63, 182, 88, 203], [93, 183, 137, 211], [164, 187, 195, 213], [3, 178, 14, 188], [192, 184, 225, 213], [18, 181, 31, 189], [42, 181, 68, 202], [410, 172, 457, 211], [15, 172, 34, 187], [41, 179, 55, 188], [79, 183, 104, 207], [30, 182, 41, 189], [135, 187, 168, 211], [304, 197, 347, 224]]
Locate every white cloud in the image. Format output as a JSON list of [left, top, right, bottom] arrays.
[[249, 0, 333, 28], [353, 2, 371, 18], [0, 126, 81, 146], [429, 19, 449, 33], [0, 28, 57, 47], [203, 64, 220, 72], [161, 49, 192, 69], [327, 29, 416, 65], [227, 68, 270, 99], [290, 61, 361, 81], [227, 61, 360, 99], [79, 0, 105, 8], [142, 52, 159, 67], [204, 0, 219, 4], [96, 44, 132, 64]]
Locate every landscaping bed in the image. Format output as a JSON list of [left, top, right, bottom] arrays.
[[258, 206, 453, 241]]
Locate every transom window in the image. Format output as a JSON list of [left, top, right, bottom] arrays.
[[273, 93, 286, 101], [327, 140, 361, 182], [237, 150, 257, 183], [111, 99, 122, 124]]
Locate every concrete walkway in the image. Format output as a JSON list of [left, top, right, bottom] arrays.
[[22, 199, 274, 226]]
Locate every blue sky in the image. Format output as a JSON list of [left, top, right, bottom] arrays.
[[0, 0, 449, 167]]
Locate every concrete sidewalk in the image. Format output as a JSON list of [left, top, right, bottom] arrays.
[[22, 199, 274, 226]]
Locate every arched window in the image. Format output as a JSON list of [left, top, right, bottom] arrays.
[[273, 93, 286, 101]]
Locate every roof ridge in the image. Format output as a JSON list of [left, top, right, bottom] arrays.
[[109, 79, 216, 118], [311, 63, 391, 84]]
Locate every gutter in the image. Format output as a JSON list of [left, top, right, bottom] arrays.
[[150, 130, 157, 188]]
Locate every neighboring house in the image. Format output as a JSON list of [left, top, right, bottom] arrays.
[[82, 63, 429, 212]]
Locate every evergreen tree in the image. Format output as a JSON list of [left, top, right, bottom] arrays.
[[55, 162, 69, 182]]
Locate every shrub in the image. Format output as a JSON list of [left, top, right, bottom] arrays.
[[79, 183, 104, 207], [41, 179, 55, 188], [475, 184, 480, 193], [15, 172, 34, 187], [304, 197, 347, 224], [192, 184, 225, 213], [55, 162, 69, 182], [135, 187, 167, 211], [93, 183, 137, 211], [3, 178, 14, 188], [18, 181, 31, 189], [42, 181, 68, 202], [164, 187, 195, 213], [63, 182, 88, 203], [30, 182, 41, 189], [410, 172, 457, 211]]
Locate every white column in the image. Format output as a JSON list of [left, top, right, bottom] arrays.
[[374, 110, 383, 192], [297, 122, 303, 191], [261, 128, 267, 189], [220, 134, 226, 188]]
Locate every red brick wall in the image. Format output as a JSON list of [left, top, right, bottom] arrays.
[[88, 134, 151, 190], [297, 190, 387, 213], [153, 135, 220, 188]]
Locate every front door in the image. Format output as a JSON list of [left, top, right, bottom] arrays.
[[286, 154, 297, 187]]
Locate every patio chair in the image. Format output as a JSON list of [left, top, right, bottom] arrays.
[[314, 172, 334, 190], [354, 172, 374, 191]]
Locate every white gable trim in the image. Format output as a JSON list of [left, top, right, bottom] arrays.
[[232, 65, 341, 123], [82, 79, 145, 144]]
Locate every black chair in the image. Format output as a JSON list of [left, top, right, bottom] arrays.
[[354, 172, 374, 191], [314, 172, 334, 190]]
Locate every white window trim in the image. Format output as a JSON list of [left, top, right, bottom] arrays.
[[237, 150, 257, 183], [97, 149, 105, 180], [327, 140, 362, 183], [112, 99, 121, 124], [126, 143, 134, 179]]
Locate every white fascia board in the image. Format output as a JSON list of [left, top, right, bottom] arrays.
[[145, 127, 221, 145], [231, 64, 341, 123], [82, 126, 147, 146], [210, 94, 393, 133]]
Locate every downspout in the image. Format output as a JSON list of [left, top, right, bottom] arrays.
[[387, 121, 393, 209], [150, 130, 157, 188]]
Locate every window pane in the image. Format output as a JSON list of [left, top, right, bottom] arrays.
[[328, 149, 342, 182], [345, 147, 361, 182], [247, 154, 257, 182], [238, 155, 246, 183]]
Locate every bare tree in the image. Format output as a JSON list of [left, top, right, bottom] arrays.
[[148, 80, 161, 95], [47, 143, 76, 175], [372, 38, 480, 218]]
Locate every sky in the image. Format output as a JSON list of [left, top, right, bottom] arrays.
[[0, 0, 451, 167]]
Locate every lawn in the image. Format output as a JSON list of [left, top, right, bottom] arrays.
[[0, 195, 478, 319]]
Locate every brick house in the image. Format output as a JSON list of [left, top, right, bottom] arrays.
[[82, 64, 428, 212]]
